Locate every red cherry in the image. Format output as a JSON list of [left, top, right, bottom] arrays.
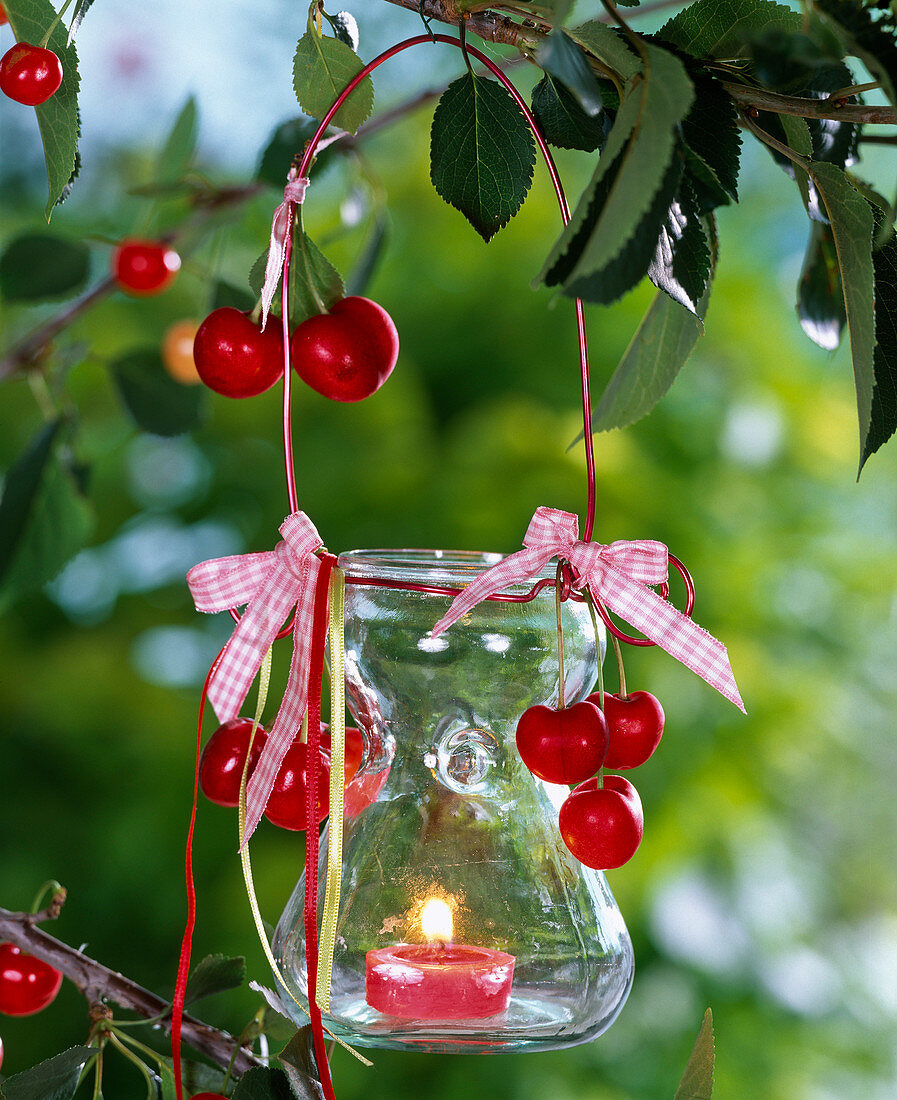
[[290, 296, 399, 402], [111, 239, 180, 296], [0, 43, 63, 106], [0, 943, 63, 1016], [199, 718, 268, 808], [264, 740, 332, 831], [559, 774, 644, 870], [589, 691, 665, 770], [320, 725, 364, 784], [516, 701, 608, 784], [193, 307, 285, 398]]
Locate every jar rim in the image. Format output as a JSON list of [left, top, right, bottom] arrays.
[[337, 548, 556, 591]]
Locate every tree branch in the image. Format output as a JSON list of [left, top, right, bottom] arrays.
[[723, 81, 897, 125], [0, 905, 260, 1076]]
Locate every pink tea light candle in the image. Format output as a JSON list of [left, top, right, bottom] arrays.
[[366, 898, 515, 1020]]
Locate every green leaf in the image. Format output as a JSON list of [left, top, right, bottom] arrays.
[[680, 68, 741, 213], [673, 1008, 715, 1099], [805, 162, 875, 472], [111, 349, 206, 436], [861, 198, 897, 466], [3, 0, 81, 215], [231, 1066, 297, 1100], [539, 42, 693, 296], [279, 1027, 324, 1100], [156, 1061, 177, 1100], [0, 419, 60, 582], [585, 217, 715, 434], [158, 96, 199, 183], [814, 0, 897, 107], [0, 1046, 95, 1100], [290, 218, 345, 322], [531, 74, 607, 152], [293, 28, 373, 135], [213, 279, 255, 312], [183, 953, 246, 1006], [648, 173, 711, 315], [659, 0, 800, 59], [566, 19, 640, 81], [798, 220, 845, 351], [256, 116, 339, 190], [537, 30, 605, 116], [0, 233, 90, 301], [430, 72, 536, 243]]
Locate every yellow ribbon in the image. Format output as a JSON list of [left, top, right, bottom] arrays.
[[237, 644, 371, 1067], [316, 567, 346, 1011]]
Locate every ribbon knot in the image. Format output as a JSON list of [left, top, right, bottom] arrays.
[[187, 511, 330, 838], [260, 172, 311, 331], [432, 505, 745, 712]]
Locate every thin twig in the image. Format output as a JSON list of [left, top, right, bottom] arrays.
[[0, 906, 260, 1076]]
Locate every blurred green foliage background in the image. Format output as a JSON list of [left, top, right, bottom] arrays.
[[1, 3, 896, 1096]]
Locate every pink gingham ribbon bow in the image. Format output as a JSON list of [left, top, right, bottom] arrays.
[[187, 511, 326, 836], [260, 172, 310, 330], [432, 507, 745, 712]]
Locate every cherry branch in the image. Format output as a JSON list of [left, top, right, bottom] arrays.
[[378, 0, 897, 126], [0, 902, 260, 1076]]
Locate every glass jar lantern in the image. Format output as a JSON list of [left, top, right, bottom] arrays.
[[272, 550, 634, 1054]]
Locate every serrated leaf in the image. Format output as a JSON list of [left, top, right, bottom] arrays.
[[279, 1027, 325, 1100], [566, 19, 640, 81], [532, 74, 607, 152], [680, 68, 740, 212], [4, 0, 81, 215], [581, 216, 715, 436], [324, 10, 359, 52], [861, 198, 897, 466], [231, 1066, 298, 1100], [66, 0, 95, 44], [814, 0, 897, 107], [804, 162, 875, 472], [158, 96, 198, 183], [0, 1047, 96, 1100], [539, 42, 693, 295], [111, 349, 205, 436], [798, 220, 845, 350], [659, 0, 800, 59], [183, 953, 246, 1006], [430, 72, 536, 243], [290, 219, 344, 323], [293, 28, 373, 135], [673, 1009, 714, 1099], [537, 29, 605, 116], [648, 174, 711, 315], [256, 116, 339, 190], [0, 233, 90, 301]]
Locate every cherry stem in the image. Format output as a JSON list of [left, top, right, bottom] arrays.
[[585, 593, 604, 710], [30, 879, 65, 916], [299, 710, 309, 745], [38, 0, 74, 49], [609, 619, 628, 698], [555, 561, 566, 710]]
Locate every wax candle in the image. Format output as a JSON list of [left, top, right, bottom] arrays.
[[366, 898, 515, 1020]]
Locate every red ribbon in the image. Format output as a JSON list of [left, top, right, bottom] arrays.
[[432, 506, 745, 712]]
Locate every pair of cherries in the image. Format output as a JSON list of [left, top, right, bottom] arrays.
[[198, 717, 376, 830], [192, 296, 399, 403], [516, 690, 664, 870]]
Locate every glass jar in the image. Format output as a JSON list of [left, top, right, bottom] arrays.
[[272, 549, 633, 1054]]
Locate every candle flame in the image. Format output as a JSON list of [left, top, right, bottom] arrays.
[[420, 897, 453, 944]]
